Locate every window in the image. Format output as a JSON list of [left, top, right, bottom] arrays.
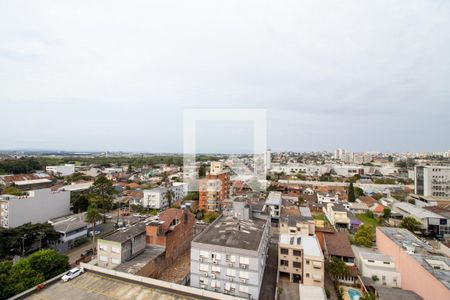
[[280, 248, 289, 255], [99, 255, 108, 262], [293, 262, 301, 268], [211, 266, 221, 273], [280, 260, 289, 267], [199, 277, 209, 284], [239, 285, 249, 293], [239, 256, 249, 265], [210, 279, 220, 288], [226, 254, 236, 262], [306, 273, 310, 278], [306, 260, 310, 265], [383, 261, 390, 265], [368, 260, 375, 263], [226, 268, 236, 277], [111, 258, 120, 264], [111, 247, 120, 254], [239, 271, 249, 279], [200, 250, 209, 258], [99, 245, 108, 251], [293, 250, 301, 256], [199, 264, 209, 272], [212, 252, 221, 261]]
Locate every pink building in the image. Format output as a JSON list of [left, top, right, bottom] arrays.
[[376, 227, 450, 300]]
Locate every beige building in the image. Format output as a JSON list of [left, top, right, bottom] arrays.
[[278, 234, 324, 287], [97, 224, 146, 269], [279, 208, 315, 236]]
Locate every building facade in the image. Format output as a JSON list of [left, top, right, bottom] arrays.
[[45, 164, 76, 176], [415, 166, 450, 199], [278, 234, 324, 287], [0, 188, 70, 228], [190, 202, 270, 299], [199, 163, 230, 212]]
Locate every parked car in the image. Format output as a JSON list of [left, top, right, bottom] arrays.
[[61, 267, 84, 282], [80, 248, 94, 257]]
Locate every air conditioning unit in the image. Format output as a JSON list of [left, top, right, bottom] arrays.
[[200, 284, 206, 289], [240, 278, 247, 283], [211, 274, 216, 279], [229, 277, 234, 282], [213, 260, 218, 264], [228, 262, 234, 267], [241, 264, 248, 269]]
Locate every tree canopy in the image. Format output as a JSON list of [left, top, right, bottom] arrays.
[[354, 224, 374, 247], [401, 216, 422, 232], [347, 182, 356, 202]]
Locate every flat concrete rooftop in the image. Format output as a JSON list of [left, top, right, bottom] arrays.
[[26, 271, 195, 300]]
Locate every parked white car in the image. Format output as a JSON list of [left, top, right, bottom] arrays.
[[89, 230, 101, 236], [61, 267, 84, 282]]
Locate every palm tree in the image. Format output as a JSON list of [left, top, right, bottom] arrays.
[[327, 257, 350, 281], [85, 206, 102, 253], [164, 189, 175, 208]]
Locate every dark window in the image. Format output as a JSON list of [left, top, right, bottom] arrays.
[[280, 248, 289, 255], [293, 262, 301, 268], [293, 250, 302, 256]]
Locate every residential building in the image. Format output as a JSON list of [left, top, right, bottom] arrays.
[[323, 202, 350, 230], [280, 206, 315, 236], [46, 164, 76, 176], [317, 192, 339, 204], [322, 232, 358, 284], [265, 191, 282, 221], [199, 163, 230, 212], [97, 224, 147, 269], [190, 201, 271, 299], [415, 166, 450, 199], [265, 149, 271, 171], [142, 183, 188, 210], [0, 188, 70, 228], [146, 208, 195, 265], [352, 247, 401, 288], [278, 234, 324, 287], [376, 227, 450, 300]]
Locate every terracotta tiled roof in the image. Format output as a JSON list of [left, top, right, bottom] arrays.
[[372, 203, 385, 213], [358, 196, 377, 207], [324, 232, 355, 258], [159, 208, 186, 232]]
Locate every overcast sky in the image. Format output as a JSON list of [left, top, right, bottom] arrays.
[[1, 1, 449, 153]]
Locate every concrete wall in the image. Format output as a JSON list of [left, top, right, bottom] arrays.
[[1, 189, 70, 228], [376, 228, 450, 300]]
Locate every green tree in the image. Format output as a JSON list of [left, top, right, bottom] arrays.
[[184, 191, 199, 201], [360, 291, 377, 300], [85, 206, 102, 253], [400, 216, 422, 232], [382, 208, 391, 219], [27, 249, 69, 280], [71, 191, 90, 213], [348, 182, 356, 202], [354, 224, 374, 247], [203, 211, 219, 223], [198, 164, 207, 177], [327, 257, 349, 280], [354, 186, 365, 197], [296, 196, 305, 207], [8, 259, 45, 298], [90, 176, 115, 223], [164, 189, 175, 208]]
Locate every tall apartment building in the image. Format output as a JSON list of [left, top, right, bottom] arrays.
[[0, 188, 70, 228], [376, 227, 450, 300], [199, 162, 230, 212], [190, 201, 271, 299], [278, 234, 324, 287], [415, 166, 450, 199]]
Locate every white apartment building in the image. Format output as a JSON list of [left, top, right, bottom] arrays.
[[190, 202, 271, 299], [142, 183, 188, 210], [278, 234, 324, 287], [354, 251, 401, 288], [0, 188, 70, 228], [45, 164, 76, 176], [415, 166, 450, 199]]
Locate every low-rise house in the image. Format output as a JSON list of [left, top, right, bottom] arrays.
[[278, 234, 324, 287], [352, 246, 401, 288], [46, 164, 75, 176], [323, 202, 350, 231], [392, 202, 444, 233], [317, 192, 339, 204], [323, 232, 358, 284], [48, 212, 100, 252], [97, 224, 147, 269], [264, 191, 282, 221], [280, 207, 315, 236], [349, 202, 369, 214], [357, 196, 377, 207]]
